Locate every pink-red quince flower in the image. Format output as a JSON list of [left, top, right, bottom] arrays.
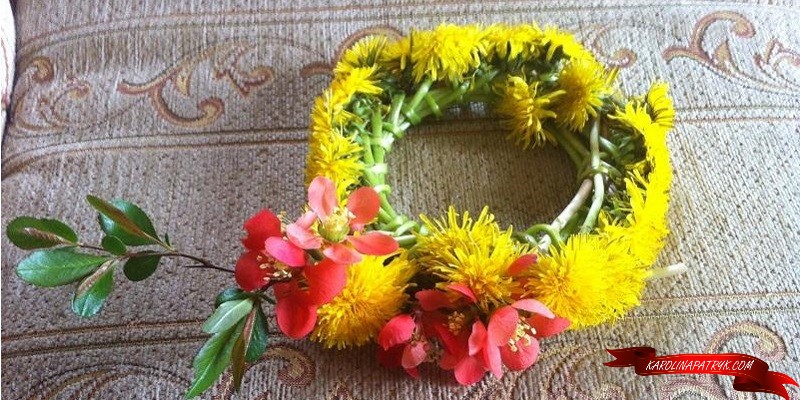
[[286, 176, 398, 265], [377, 314, 430, 378]]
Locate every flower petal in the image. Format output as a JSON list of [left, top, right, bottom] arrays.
[[234, 251, 270, 291], [530, 315, 570, 338], [454, 356, 486, 385], [265, 237, 307, 267], [296, 211, 317, 229], [415, 290, 452, 311], [322, 243, 362, 265], [346, 232, 398, 256], [275, 292, 317, 339], [308, 176, 338, 219], [346, 187, 381, 230], [448, 283, 477, 303], [286, 223, 322, 249], [241, 209, 281, 251], [511, 299, 555, 318], [500, 338, 540, 371], [468, 321, 487, 356], [507, 254, 537, 276], [482, 341, 503, 379], [378, 314, 416, 350], [402, 341, 428, 369], [488, 306, 519, 347], [304, 258, 347, 305], [377, 344, 404, 369]]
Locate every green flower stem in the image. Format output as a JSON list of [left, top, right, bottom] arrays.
[[551, 178, 593, 231], [551, 129, 583, 167], [395, 234, 417, 247], [526, 223, 563, 247], [598, 136, 619, 160], [389, 93, 406, 135], [580, 118, 606, 233], [560, 127, 591, 159], [402, 78, 433, 124]]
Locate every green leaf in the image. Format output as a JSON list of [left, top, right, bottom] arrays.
[[214, 288, 248, 308], [231, 308, 256, 391], [6, 217, 78, 249], [122, 254, 161, 281], [202, 298, 254, 334], [86, 196, 159, 246], [16, 249, 109, 287], [101, 236, 127, 255], [245, 306, 269, 363], [71, 259, 116, 317], [185, 323, 243, 399]]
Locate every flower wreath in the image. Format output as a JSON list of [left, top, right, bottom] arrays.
[[6, 23, 685, 397]]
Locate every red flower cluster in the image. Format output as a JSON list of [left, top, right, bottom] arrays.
[[376, 259, 569, 384], [234, 177, 398, 339]]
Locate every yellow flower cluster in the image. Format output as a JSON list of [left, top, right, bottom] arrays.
[[303, 24, 676, 339], [415, 207, 533, 312], [306, 23, 618, 196], [525, 234, 648, 328], [312, 254, 416, 349], [495, 77, 562, 148], [305, 58, 384, 197]]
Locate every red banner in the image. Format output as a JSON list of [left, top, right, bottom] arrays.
[[604, 347, 797, 399]]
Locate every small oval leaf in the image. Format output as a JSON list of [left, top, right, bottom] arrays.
[[72, 260, 117, 317], [16, 249, 109, 287], [7, 217, 78, 249], [123, 254, 161, 281], [101, 236, 127, 255], [86, 196, 159, 246], [214, 288, 248, 308], [202, 298, 254, 334]]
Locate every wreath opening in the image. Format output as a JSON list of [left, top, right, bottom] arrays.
[[382, 124, 578, 231], [6, 23, 686, 396]]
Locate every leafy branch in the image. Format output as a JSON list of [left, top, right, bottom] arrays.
[[6, 195, 231, 317]]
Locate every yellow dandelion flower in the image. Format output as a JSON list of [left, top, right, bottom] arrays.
[[610, 101, 653, 136], [495, 76, 563, 148], [305, 128, 363, 197], [417, 206, 502, 254], [312, 254, 415, 349], [541, 26, 593, 61], [483, 23, 543, 61], [379, 36, 411, 74], [305, 94, 364, 196], [600, 105, 673, 267], [331, 65, 383, 106], [601, 172, 670, 266], [525, 234, 648, 328], [415, 207, 531, 312], [409, 24, 486, 83], [646, 81, 675, 130], [334, 35, 388, 76], [554, 58, 617, 131]]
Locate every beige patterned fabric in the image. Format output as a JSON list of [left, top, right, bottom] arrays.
[[2, 1, 799, 399]]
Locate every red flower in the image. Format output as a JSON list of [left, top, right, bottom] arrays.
[[235, 209, 307, 291], [377, 314, 429, 378], [233, 209, 348, 339], [463, 299, 570, 382], [286, 177, 398, 265]]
